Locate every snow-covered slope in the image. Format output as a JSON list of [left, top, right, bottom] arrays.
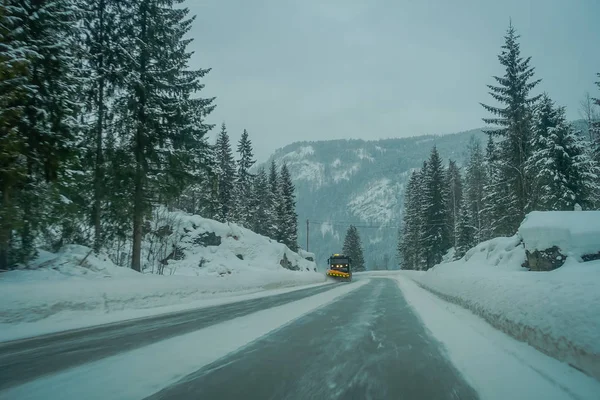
[[266, 129, 486, 267], [0, 211, 324, 333], [401, 234, 600, 381]]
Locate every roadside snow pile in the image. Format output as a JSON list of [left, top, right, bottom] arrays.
[[0, 211, 324, 326], [519, 211, 600, 259], [401, 235, 600, 381], [160, 210, 319, 277]]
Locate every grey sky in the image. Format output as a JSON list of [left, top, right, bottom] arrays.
[[187, 0, 600, 162]]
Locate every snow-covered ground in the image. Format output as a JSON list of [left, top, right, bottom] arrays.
[[0, 280, 368, 400], [395, 275, 600, 400], [0, 211, 326, 340], [400, 233, 600, 381]]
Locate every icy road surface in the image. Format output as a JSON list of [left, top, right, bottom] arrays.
[[2, 276, 599, 400]]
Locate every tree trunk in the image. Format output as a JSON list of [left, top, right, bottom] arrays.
[[92, 0, 106, 253], [0, 186, 11, 270], [131, 0, 148, 272]]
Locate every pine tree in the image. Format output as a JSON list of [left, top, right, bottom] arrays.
[[0, 0, 82, 268], [482, 135, 513, 238], [343, 225, 365, 272], [277, 164, 298, 251], [481, 22, 541, 233], [250, 167, 269, 236], [528, 95, 600, 211], [445, 160, 463, 251], [398, 170, 423, 270], [463, 136, 487, 245], [235, 129, 256, 226], [593, 73, 600, 164], [215, 123, 236, 222], [77, 0, 126, 252], [115, 0, 215, 272], [455, 207, 474, 259], [420, 147, 451, 269], [267, 160, 279, 239]]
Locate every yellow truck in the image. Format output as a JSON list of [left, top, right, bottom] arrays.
[[326, 254, 352, 282]]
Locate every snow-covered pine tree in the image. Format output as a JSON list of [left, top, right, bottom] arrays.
[[421, 146, 451, 269], [0, 0, 82, 267], [527, 94, 561, 210], [455, 207, 474, 259], [445, 159, 463, 251], [214, 123, 237, 223], [277, 163, 298, 251], [342, 225, 365, 272], [463, 136, 487, 245], [481, 22, 541, 233], [416, 160, 429, 269], [593, 73, 600, 164], [398, 170, 423, 270], [267, 160, 280, 239], [235, 129, 256, 227], [115, 0, 215, 272], [528, 95, 600, 211], [74, 0, 128, 252], [250, 167, 269, 236], [481, 135, 513, 238]]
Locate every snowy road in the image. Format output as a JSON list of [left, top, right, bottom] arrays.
[[0, 282, 336, 392], [2, 276, 598, 400], [147, 278, 477, 400]]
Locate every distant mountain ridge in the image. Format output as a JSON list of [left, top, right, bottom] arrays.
[[265, 128, 487, 269]]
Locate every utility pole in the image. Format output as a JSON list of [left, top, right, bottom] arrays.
[[306, 219, 309, 252]]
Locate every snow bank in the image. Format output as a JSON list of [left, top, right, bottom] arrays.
[[401, 235, 600, 381], [519, 211, 600, 258], [0, 212, 325, 328]]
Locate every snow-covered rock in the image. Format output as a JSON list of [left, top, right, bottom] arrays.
[[519, 211, 600, 259], [401, 235, 600, 381]]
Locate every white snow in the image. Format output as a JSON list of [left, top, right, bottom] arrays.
[[332, 163, 360, 183], [519, 211, 600, 258], [400, 235, 600, 381], [0, 280, 368, 400], [347, 178, 399, 223], [354, 148, 374, 161], [395, 275, 600, 400], [0, 212, 325, 338]]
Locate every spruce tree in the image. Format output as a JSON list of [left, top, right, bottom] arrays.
[[528, 95, 600, 211], [115, 0, 215, 271], [445, 160, 463, 250], [0, 0, 82, 267], [343, 225, 365, 272], [267, 160, 280, 239], [482, 135, 513, 238], [78, 0, 125, 252], [215, 123, 237, 222], [481, 22, 541, 233], [398, 171, 423, 270], [421, 147, 451, 269], [463, 136, 487, 245], [250, 167, 269, 236], [277, 164, 298, 251], [593, 73, 600, 164], [235, 129, 256, 226]]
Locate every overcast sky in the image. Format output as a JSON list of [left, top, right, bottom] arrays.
[[186, 0, 600, 162]]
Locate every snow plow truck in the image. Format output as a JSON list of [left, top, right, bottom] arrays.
[[326, 254, 352, 282]]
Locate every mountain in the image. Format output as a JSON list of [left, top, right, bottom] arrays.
[[266, 128, 487, 269]]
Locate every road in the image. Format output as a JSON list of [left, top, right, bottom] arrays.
[[0, 278, 478, 399]]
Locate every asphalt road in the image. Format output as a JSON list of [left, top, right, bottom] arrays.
[[147, 278, 478, 400], [0, 278, 479, 399], [0, 283, 335, 391]]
